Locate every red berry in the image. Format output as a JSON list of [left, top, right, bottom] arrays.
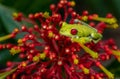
[[65, 48, 70, 53], [54, 34, 60, 40], [0, 44, 3, 50], [89, 22, 95, 27], [58, 3, 63, 8], [18, 12, 23, 17], [28, 34, 35, 40], [6, 61, 12, 67], [50, 4, 56, 10], [6, 44, 13, 49], [88, 15, 93, 20], [34, 13, 41, 18], [68, 8, 73, 13], [27, 54, 33, 61], [71, 11, 77, 18], [21, 25, 27, 31], [19, 53, 25, 59], [82, 10, 89, 15], [106, 13, 113, 18], [28, 14, 34, 19]]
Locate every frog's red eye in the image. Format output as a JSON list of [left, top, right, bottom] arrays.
[[71, 29, 78, 35]]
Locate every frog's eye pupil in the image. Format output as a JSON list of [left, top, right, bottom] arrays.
[[71, 29, 78, 35]]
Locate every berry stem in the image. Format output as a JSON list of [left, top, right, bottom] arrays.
[[79, 43, 98, 59], [96, 62, 114, 79], [0, 34, 12, 42]]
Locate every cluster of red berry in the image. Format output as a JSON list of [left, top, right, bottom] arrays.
[[0, 0, 120, 79]]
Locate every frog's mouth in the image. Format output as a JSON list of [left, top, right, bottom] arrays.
[[59, 30, 71, 37]]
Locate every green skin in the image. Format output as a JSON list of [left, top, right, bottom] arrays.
[[59, 22, 102, 44]]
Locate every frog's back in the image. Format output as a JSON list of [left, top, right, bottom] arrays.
[[73, 24, 97, 37]]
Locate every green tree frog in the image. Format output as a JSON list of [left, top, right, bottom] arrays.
[[59, 19, 102, 44], [59, 19, 102, 58]]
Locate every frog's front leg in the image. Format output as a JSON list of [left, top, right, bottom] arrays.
[[72, 38, 98, 59], [71, 37, 92, 44]]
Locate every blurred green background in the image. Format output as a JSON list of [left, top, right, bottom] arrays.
[[0, 0, 120, 77]]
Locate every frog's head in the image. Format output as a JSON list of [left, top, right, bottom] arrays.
[[60, 22, 75, 37]]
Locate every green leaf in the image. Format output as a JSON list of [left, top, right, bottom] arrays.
[[0, 0, 58, 14], [105, 0, 120, 20], [0, 4, 23, 66], [108, 60, 120, 77], [0, 50, 15, 67], [84, 0, 109, 16], [0, 4, 21, 33]]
